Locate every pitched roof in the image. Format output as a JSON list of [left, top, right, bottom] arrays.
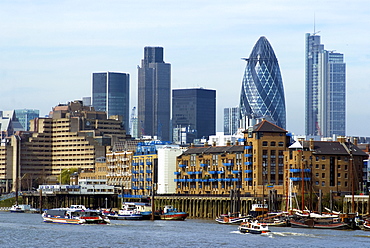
[[181, 145, 244, 155], [253, 120, 287, 133], [301, 140, 367, 156]]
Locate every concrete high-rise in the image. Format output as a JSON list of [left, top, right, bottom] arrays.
[[172, 88, 216, 142], [137, 47, 171, 141], [305, 33, 346, 137], [239, 36, 286, 129], [92, 72, 130, 131], [224, 107, 239, 135]]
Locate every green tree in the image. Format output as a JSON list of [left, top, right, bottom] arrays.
[[60, 168, 78, 184]]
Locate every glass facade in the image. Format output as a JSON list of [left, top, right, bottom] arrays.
[[14, 109, 39, 131], [239, 36, 286, 129], [172, 88, 216, 142], [138, 47, 171, 141], [305, 33, 345, 137], [92, 72, 130, 131], [224, 107, 239, 135]]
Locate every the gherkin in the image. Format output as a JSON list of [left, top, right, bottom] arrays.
[[239, 36, 286, 129]]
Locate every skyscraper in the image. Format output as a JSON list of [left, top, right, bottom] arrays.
[[239, 36, 286, 129], [14, 109, 39, 131], [305, 33, 346, 137], [172, 88, 216, 142], [92, 72, 130, 131], [138, 47, 171, 141], [224, 106, 239, 135]]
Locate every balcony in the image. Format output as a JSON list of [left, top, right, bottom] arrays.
[[290, 169, 311, 173], [244, 145, 252, 149], [231, 178, 239, 182], [187, 171, 195, 175], [209, 171, 217, 174], [244, 162, 252, 166], [179, 164, 187, 168], [290, 177, 311, 181], [174, 172, 181, 175], [132, 163, 139, 167], [244, 169, 252, 173], [244, 178, 253, 181], [244, 154, 252, 158], [146, 169, 152, 173], [146, 178, 152, 182], [232, 170, 241, 174], [195, 171, 202, 175], [146, 161, 152, 165], [223, 163, 234, 166], [200, 163, 209, 167]]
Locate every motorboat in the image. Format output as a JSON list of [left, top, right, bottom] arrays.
[[238, 220, 271, 234], [159, 205, 188, 220], [215, 212, 251, 224]]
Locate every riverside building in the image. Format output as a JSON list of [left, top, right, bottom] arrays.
[[0, 100, 129, 193]]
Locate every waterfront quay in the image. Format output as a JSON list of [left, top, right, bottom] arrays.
[[21, 191, 260, 218]]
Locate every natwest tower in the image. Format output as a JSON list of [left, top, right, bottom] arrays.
[[137, 47, 171, 141]]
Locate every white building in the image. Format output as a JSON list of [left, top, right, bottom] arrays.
[[157, 146, 185, 194], [38, 179, 114, 195]]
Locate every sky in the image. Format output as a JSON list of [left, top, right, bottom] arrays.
[[1, 0, 370, 137]]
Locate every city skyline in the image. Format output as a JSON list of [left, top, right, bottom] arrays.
[[1, 1, 369, 136]]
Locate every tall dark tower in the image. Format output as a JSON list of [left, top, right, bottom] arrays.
[[239, 36, 286, 129], [137, 47, 171, 140], [92, 71, 130, 131]]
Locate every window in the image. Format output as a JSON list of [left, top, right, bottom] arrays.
[[316, 181, 319, 185], [271, 141, 276, 146], [322, 173, 325, 178], [345, 164, 348, 170], [345, 173, 348, 179], [278, 142, 284, 147], [262, 141, 268, 146], [338, 173, 341, 178], [316, 173, 319, 177], [338, 164, 341, 169], [316, 156, 319, 161], [322, 181, 325, 186], [338, 181, 341, 186], [316, 164, 319, 169], [322, 164, 325, 170], [345, 182, 348, 187], [322, 156, 326, 160]]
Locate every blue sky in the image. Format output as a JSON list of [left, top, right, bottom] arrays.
[[1, 0, 369, 136]]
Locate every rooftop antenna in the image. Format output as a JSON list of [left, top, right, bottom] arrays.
[[313, 13, 320, 36]]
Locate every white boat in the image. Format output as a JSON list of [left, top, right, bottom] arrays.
[[238, 220, 271, 234], [9, 204, 31, 213], [42, 205, 110, 225], [108, 202, 143, 220], [215, 212, 251, 224]]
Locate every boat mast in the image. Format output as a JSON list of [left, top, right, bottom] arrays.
[[301, 153, 305, 211], [349, 140, 355, 213]]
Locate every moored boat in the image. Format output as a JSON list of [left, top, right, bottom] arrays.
[[215, 212, 251, 224], [111, 202, 144, 220], [238, 220, 271, 234], [42, 205, 110, 225], [159, 205, 187, 220], [9, 204, 31, 213]]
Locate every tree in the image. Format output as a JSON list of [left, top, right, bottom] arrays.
[[60, 168, 78, 184]]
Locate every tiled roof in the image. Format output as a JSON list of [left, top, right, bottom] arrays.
[[253, 120, 287, 133], [182, 145, 244, 155], [301, 140, 367, 156]]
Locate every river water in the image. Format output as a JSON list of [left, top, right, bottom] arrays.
[[0, 211, 369, 248]]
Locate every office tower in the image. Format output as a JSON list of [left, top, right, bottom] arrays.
[[172, 88, 216, 142], [239, 36, 286, 129], [92, 72, 130, 131], [137, 47, 171, 140], [14, 109, 39, 131], [224, 107, 239, 135], [305, 33, 346, 137]]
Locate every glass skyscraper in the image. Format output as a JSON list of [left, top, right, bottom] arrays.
[[305, 33, 346, 137], [14, 109, 39, 131], [224, 106, 239, 135], [138, 47, 171, 141], [239, 36, 286, 129], [92, 72, 130, 131], [172, 88, 216, 142]]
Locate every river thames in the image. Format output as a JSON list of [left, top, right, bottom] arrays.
[[0, 211, 369, 248]]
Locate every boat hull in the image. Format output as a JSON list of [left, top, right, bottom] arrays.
[[290, 219, 348, 229], [160, 212, 188, 220]]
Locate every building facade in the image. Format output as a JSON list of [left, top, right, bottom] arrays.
[[224, 107, 239, 135], [137, 47, 171, 141], [285, 137, 367, 210], [14, 109, 39, 131], [239, 36, 286, 129], [172, 88, 216, 143], [175, 121, 290, 198], [92, 72, 130, 132], [305, 33, 346, 137]]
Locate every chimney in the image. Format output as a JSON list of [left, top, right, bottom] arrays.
[[204, 142, 209, 147], [354, 137, 358, 146], [226, 140, 231, 146], [337, 136, 345, 144], [309, 138, 314, 151]]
